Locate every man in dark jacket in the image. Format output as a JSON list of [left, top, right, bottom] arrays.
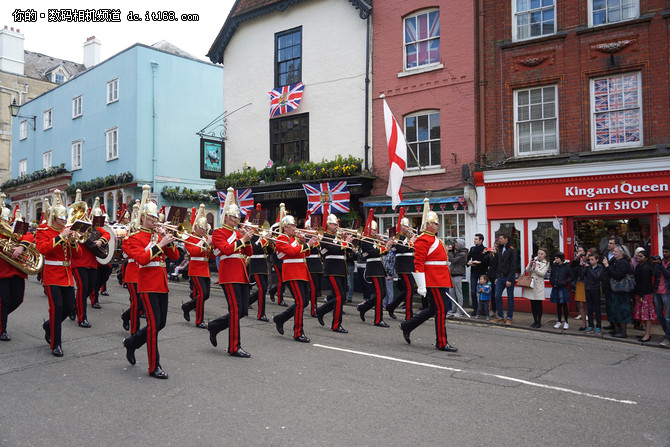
[[493, 233, 517, 325], [651, 245, 670, 347], [467, 233, 489, 314], [448, 239, 468, 317]]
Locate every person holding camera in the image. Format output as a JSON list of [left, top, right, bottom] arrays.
[[522, 248, 550, 328]]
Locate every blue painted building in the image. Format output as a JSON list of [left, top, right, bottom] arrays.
[[7, 42, 222, 224]]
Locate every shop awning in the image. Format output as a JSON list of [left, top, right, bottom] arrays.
[[361, 196, 460, 208]]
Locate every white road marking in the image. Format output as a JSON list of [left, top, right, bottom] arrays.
[[313, 344, 637, 405]]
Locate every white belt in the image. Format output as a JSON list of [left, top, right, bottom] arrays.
[[366, 257, 381, 262], [219, 254, 245, 260], [307, 254, 320, 258], [190, 257, 207, 262], [45, 260, 69, 266], [283, 259, 306, 264], [140, 261, 165, 268], [396, 253, 413, 257], [325, 255, 345, 260], [127, 259, 135, 263], [250, 254, 266, 259], [425, 261, 448, 266]]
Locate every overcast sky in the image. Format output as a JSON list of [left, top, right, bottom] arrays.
[[0, 0, 235, 64]]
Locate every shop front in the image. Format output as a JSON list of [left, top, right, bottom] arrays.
[[475, 158, 670, 313]]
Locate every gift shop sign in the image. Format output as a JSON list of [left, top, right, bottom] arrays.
[[485, 172, 670, 219]]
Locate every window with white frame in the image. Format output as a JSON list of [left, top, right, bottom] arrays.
[[43, 151, 52, 169], [72, 95, 82, 118], [107, 78, 119, 104], [515, 85, 558, 155], [405, 110, 440, 169], [591, 72, 642, 150], [404, 9, 440, 70], [72, 140, 82, 170], [43, 109, 52, 130], [19, 159, 27, 176], [20, 120, 27, 140], [106, 127, 118, 160], [590, 0, 638, 26], [513, 0, 555, 41]]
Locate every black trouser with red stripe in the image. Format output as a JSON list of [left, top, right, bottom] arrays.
[[73, 267, 96, 323], [400, 287, 450, 349], [316, 275, 346, 330], [208, 283, 249, 354], [182, 276, 211, 325], [120, 282, 142, 334], [358, 276, 385, 325], [0, 276, 25, 336], [248, 274, 268, 319], [386, 273, 415, 320], [93, 264, 112, 302], [125, 292, 168, 374], [307, 272, 322, 316], [274, 280, 308, 338], [268, 264, 286, 304], [43, 285, 75, 350]]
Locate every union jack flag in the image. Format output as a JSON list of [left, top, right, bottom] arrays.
[[594, 74, 640, 147], [405, 11, 440, 68], [268, 82, 304, 118], [217, 188, 254, 220], [303, 181, 350, 215]]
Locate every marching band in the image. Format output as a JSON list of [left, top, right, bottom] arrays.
[[0, 184, 460, 379]]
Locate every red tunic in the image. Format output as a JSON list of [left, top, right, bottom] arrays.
[[36, 226, 82, 287], [71, 227, 110, 268], [122, 234, 139, 284], [413, 231, 453, 288], [185, 235, 213, 278], [124, 228, 179, 293], [275, 233, 310, 282], [0, 232, 34, 279], [212, 224, 252, 284]]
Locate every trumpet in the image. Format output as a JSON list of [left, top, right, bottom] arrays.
[[156, 222, 210, 248]]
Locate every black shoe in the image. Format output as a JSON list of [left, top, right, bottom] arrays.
[[0, 332, 11, 341], [273, 317, 284, 335], [92, 302, 102, 309], [229, 348, 251, 358], [388, 309, 397, 320], [43, 322, 50, 345], [278, 301, 288, 307], [375, 321, 389, 328], [150, 366, 168, 379], [101, 291, 109, 296], [52, 346, 64, 357], [437, 343, 458, 352], [270, 293, 276, 303], [317, 314, 325, 326], [121, 313, 130, 331], [123, 338, 136, 365], [208, 328, 218, 347], [182, 304, 191, 322], [258, 315, 269, 322], [294, 335, 310, 343], [357, 303, 365, 322], [530, 323, 538, 328], [69, 311, 76, 321], [195, 322, 207, 329], [78, 319, 91, 328], [612, 333, 627, 339], [401, 325, 411, 344], [333, 326, 348, 334]]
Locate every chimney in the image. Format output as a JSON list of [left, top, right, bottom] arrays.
[[0, 26, 25, 75], [83, 35, 101, 68]]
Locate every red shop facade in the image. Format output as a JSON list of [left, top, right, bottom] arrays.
[[474, 158, 670, 313]]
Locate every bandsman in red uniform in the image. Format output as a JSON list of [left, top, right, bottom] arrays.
[[0, 197, 35, 341], [357, 213, 393, 327], [208, 188, 253, 357], [386, 208, 417, 321], [247, 203, 271, 322], [304, 216, 323, 317], [36, 190, 82, 357], [315, 214, 353, 333], [399, 200, 458, 352], [122, 185, 179, 379], [181, 204, 215, 328], [121, 201, 142, 334], [272, 205, 318, 343]]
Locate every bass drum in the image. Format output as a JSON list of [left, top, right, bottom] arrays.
[[96, 224, 127, 264]]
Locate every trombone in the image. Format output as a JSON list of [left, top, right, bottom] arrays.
[[156, 222, 210, 249]]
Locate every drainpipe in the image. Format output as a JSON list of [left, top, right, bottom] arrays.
[[477, 0, 485, 166], [364, 13, 371, 172], [151, 61, 158, 194]]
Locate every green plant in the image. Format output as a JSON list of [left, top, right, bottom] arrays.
[[161, 186, 217, 204], [65, 172, 134, 195], [1, 164, 69, 190]]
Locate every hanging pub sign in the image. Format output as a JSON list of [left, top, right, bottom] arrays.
[[200, 138, 224, 179]]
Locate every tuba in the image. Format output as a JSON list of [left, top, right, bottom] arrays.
[[0, 212, 44, 275]]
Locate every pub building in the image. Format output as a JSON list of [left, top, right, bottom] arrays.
[[475, 157, 670, 313]]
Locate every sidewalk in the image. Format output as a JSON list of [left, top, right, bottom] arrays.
[[340, 291, 669, 349]]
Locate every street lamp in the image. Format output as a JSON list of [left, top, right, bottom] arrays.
[[9, 99, 36, 129]]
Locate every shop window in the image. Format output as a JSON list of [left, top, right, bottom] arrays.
[[404, 9, 440, 70], [515, 85, 558, 156], [530, 220, 560, 270], [405, 111, 441, 169], [494, 222, 522, 274], [589, 0, 638, 27], [574, 218, 650, 258], [591, 72, 642, 150], [663, 218, 670, 249], [442, 213, 465, 241], [513, 0, 555, 41]]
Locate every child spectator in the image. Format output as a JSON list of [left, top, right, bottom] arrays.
[[476, 275, 492, 320], [170, 253, 190, 281], [550, 252, 574, 329], [582, 251, 605, 334]]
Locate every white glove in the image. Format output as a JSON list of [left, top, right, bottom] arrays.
[[412, 272, 427, 297]]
